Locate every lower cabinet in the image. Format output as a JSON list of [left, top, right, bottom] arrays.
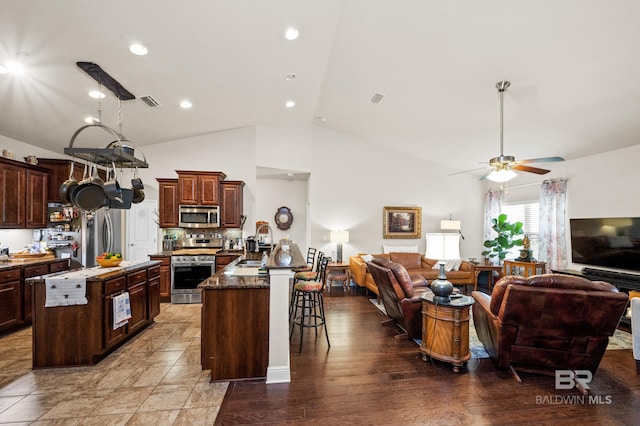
[[215, 254, 241, 272], [148, 276, 161, 318], [0, 281, 21, 331], [103, 276, 127, 351], [128, 282, 148, 334], [148, 255, 171, 302]]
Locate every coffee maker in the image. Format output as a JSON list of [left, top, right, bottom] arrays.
[[245, 236, 257, 253]]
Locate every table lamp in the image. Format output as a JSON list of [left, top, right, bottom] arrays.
[[330, 230, 349, 263], [441, 214, 465, 239]]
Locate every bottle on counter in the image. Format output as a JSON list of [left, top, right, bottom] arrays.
[[261, 251, 268, 268]]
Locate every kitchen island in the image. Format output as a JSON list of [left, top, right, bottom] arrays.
[[28, 260, 161, 368], [199, 243, 306, 382]]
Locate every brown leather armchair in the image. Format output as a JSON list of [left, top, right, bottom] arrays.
[[472, 274, 628, 381], [366, 257, 432, 340]]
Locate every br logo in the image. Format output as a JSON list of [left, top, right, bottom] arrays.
[[555, 370, 592, 390]]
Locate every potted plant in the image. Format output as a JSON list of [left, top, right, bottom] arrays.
[[482, 213, 524, 263]]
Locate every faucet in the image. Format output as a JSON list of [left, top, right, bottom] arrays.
[[255, 224, 274, 254]]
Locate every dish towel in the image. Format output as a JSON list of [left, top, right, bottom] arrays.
[[44, 277, 87, 307], [113, 292, 132, 330]]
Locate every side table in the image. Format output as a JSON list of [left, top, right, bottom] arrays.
[[420, 293, 474, 373], [325, 262, 351, 294], [473, 264, 503, 292]]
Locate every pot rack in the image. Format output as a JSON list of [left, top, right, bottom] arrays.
[[64, 123, 148, 169]]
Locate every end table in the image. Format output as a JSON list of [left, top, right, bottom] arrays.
[[420, 293, 474, 373]]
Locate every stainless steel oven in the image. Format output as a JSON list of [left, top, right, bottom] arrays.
[[171, 254, 215, 303]]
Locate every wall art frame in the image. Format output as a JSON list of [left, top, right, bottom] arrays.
[[383, 206, 422, 239]]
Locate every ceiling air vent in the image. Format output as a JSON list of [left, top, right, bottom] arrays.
[[370, 92, 385, 104], [140, 95, 161, 107]]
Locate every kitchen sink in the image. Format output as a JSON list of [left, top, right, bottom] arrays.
[[235, 260, 263, 267]]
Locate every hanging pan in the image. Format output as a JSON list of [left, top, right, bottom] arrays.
[[59, 160, 78, 204], [72, 163, 106, 211]]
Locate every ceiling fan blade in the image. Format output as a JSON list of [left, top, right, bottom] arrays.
[[479, 169, 493, 181], [516, 156, 564, 164], [448, 166, 487, 177], [512, 164, 550, 175]]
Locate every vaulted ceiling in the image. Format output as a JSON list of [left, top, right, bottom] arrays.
[[1, 1, 639, 175]]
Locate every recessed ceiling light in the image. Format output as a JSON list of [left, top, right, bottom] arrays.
[[88, 90, 106, 99], [5, 61, 24, 75], [84, 116, 100, 124], [179, 100, 192, 109], [284, 28, 299, 40], [285, 73, 297, 81], [129, 43, 148, 56], [285, 100, 296, 108]]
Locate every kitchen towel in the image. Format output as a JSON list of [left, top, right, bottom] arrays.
[[113, 292, 131, 330], [44, 277, 87, 307]]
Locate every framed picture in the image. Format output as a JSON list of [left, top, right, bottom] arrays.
[[383, 206, 422, 239]]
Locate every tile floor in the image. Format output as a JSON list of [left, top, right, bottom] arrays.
[[0, 303, 228, 425]]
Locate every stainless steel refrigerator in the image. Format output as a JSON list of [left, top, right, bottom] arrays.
[[81, 208, 123, 267]]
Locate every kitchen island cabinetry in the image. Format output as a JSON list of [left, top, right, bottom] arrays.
[[176, 170, 226, 206], [221, 180, 244, 228], [0, 157, 49, 229], [31, 261, 160, 368], [156, 178, 179, 228]]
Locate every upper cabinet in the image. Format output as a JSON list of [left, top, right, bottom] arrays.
[[176, 171, 226, 206], [156, 178, 179, 228], [221, 181, 244, 228], [0, 157, 48, 229]]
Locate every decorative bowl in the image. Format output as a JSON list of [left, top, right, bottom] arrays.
[[97, 257, 123, 268]]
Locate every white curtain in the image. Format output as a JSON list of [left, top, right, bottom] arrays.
[[483, 189, 502, 264], [538, 179, 568, 271]]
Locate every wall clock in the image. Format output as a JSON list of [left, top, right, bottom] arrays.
[[275, 206, 293, 230]]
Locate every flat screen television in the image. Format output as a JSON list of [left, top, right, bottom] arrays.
[[570, 217, 640, 272]]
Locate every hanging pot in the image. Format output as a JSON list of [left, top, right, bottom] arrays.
[[103, 162, 122, 200], [72, 163, 106, 211], [59, 161, 78, 204], [132, 188, 145, 204]]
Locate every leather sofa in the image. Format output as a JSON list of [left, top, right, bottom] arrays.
[[350, 252, 474, 296], [472, 274, 628, 380], [366, 257, 432, 340]]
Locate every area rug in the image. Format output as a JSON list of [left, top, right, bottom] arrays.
[[369, 299, 632, 359]]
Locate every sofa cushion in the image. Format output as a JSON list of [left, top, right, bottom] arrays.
[[389, 252, 422, 269], [387, 261, 415, 298]]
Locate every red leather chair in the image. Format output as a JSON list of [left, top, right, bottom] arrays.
[[366, 257, 431, 340], [472, 274, 628, 382]]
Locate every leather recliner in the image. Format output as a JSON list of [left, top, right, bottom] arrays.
[[366, 256, 432, 340], [472, 274, 628, 379]]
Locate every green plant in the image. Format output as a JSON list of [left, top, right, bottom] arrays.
[[482, 213, 524, 261]]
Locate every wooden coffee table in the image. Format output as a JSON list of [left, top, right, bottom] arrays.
[[420, 293, 474, 372]]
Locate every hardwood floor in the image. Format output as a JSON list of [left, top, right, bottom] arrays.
[[216, 287, 640, 425]]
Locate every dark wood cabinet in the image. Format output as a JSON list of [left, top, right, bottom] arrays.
[[103, 276, 127, 351], [176, 171, 226, 206], [0, 269, 22, 332], [127, 282, 148, 334], [0, 160, 26, 228], [0, 157, 49, 229], [201, 287, 269, 381], [215, 254, 241, 272], [148, 276, 161, 318], [23, 264, 48, 322], [221, 180, 244, 228], [156, 178, 179, 228], [148, 256, 171, 302], [38, 158, 85, 202]]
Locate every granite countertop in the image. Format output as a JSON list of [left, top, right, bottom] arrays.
[[148, 249, 245, 257], [27, 260, 161, 282], [199, 252, 268, 290]]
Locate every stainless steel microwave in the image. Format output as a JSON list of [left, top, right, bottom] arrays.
[[178, 205, 220, 228]]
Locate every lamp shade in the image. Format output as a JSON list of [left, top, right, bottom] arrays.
[[440, 219, 461, 230], [425, 233, 461, 260], [487, 168, 517, 183], [330, 230, 349, 243]]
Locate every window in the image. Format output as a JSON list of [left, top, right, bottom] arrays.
[[502, 202, 540, 260]]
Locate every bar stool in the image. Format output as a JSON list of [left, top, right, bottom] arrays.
[[289, 257, 330, 352], [289, 252, 324, 318]]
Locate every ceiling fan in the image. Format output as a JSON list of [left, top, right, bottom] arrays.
[[455, 81, 564, 182]]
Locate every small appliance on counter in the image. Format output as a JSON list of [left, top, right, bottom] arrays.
[[245, 236, 257, 253]]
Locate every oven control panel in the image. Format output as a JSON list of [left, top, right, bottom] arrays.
[[171, 255, 216, 264]]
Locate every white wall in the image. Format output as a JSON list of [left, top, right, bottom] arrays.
[[255, 177, 307, 249]]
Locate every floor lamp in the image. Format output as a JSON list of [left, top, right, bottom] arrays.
[[330, 230, 349, 263]]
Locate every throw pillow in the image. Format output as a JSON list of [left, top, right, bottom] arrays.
[[361, 254, 373, 262], [431, 259, 462, 272], [382, 244, 418, 254]]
